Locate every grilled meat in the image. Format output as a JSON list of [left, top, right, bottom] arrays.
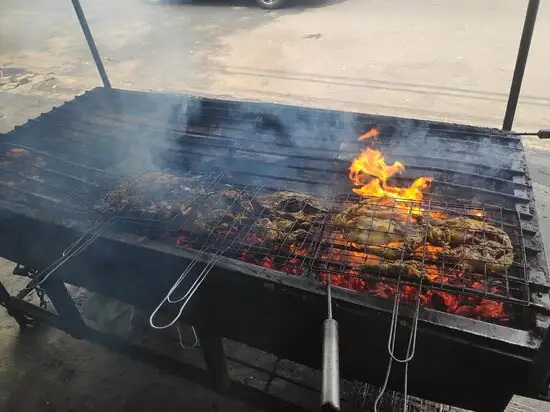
[[335, 200, 514, 276], [443, 240, 514, 273], [334, 199, 424, 248], [250, 217, 311, 246], [429, 217, 512, 248], [250, 191, 328, 245], [257, 191, 328, 216], [338, 216, 402, 246], [96, 172, 206, 218], [180, 186, 255, 234], [334, 199, 402, 223], [428, 217, 514, 272]]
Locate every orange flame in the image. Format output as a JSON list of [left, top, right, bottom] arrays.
[[348, 131, 432, 205], [349, 148, 404, 186], [469, 209, 484, 218], [358, 128, 379, 141]]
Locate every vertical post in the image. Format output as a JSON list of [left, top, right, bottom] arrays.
[[0, 280, 10, 305], [41, 278, 86, 338], [1, 281, 33, 329], [196, 326, 231, 394], [71, 0, 112, 88], [502, 0, 539, 131]]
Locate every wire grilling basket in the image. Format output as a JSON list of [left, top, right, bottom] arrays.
[[84, 170, 530, 329], [348, 380, 468, 412]]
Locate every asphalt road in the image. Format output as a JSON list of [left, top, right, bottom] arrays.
[[2, 0, 550, 130], [2, 0, 550, 411]]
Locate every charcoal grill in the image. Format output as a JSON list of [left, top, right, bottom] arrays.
[[1, 86, 549, 411], [1, 1, 549, 411]]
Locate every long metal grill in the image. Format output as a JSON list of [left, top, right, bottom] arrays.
[[0, 88, 539, 330]]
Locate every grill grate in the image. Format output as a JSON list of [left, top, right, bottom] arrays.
[[0, 143, 115, 214], [0, 88, 538, 327], [0, 133, 530, 325], [319, 194, 529, 305], [111, 176, 529, 324], [134, 184, 329, 277]]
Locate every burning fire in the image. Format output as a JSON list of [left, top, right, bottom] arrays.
[[358, 127, 379, 141], [336, 128, 507, 322], [348, 130, 434, 218]]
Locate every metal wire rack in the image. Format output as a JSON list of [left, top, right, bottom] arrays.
[[135, 184, 330, 275], [146, 183, 333, 330], [0, 142, 119, 214], [122, 187, 529, 332], [320, 194, 528, 296], [117, 179, 530, 325], [312, 194, 529, 325], [0, 138, 530, 323]]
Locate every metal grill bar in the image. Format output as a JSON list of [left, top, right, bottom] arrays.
[[45, 103, 525, 160], [67, 89, 528, 145], [19, 103, 529, 204]]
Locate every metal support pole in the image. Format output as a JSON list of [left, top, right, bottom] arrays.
[[0, 280, 10, 305], [502, 0, 539, 131], [196, 326, 231, 394], [71, 0, 111, 88], [1, 280, 33, 328], [41, 278, 86, 338]]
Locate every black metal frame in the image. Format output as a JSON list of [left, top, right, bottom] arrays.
[[0, 206, 540, 411], [0, 1, 545, 410], [0, 285, 311, 412]]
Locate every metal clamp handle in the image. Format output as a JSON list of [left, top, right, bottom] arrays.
[[321, 318, 340, 411]]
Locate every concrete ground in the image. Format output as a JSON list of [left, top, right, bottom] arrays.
[[2, 0, 550, 410]]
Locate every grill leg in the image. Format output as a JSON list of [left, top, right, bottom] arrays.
[[0, 280, 32, 329], [0, 280, 10, 305], [196, 327, 231, 394], [41, 279, 86, 339]]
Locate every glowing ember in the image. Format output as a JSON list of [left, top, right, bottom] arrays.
[[469, 209, 484, 218], [239, 248, 305, 276], [176, 235, 192, 248], [413, 245, 444, 261], [7, 148, 29, 158], [319, 269, 508, 322], [289, 243, 308, 256]]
